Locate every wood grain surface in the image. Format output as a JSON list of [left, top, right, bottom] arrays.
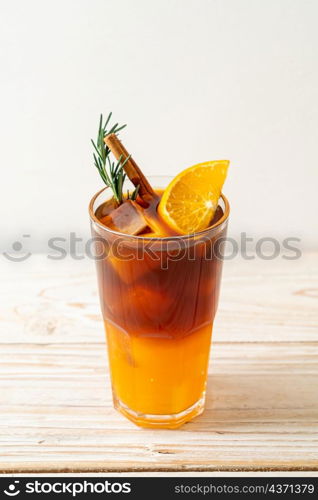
[[0, 253, 317, 472]]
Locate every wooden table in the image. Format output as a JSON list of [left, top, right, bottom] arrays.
[[1, 252, 317, 473]]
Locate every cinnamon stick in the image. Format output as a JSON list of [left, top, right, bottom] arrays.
[[104, 133, 156, 200]]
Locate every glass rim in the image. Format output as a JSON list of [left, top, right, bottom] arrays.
[[88, 186, 230, 241]]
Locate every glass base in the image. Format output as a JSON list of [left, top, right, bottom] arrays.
[[113, 392, 206, 429]]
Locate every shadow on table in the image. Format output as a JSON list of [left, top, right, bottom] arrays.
[[186, 372, 313, 431]]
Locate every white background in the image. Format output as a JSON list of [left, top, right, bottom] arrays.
[[1, 0, 317, 251]]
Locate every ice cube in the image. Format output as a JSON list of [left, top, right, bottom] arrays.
[[95, 197, 119, 219], [100, 199, 148, 235]]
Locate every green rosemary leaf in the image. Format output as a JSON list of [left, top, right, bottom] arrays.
[[104, 112, 112, 130], [91, 139, 103, 161], [91, 113, 128, 203], [126, 183, 140, 201], [114, 124, 126, 134], [132, 184, 140, 200]]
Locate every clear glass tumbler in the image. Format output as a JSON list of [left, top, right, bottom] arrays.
[[89, 176, 229, 428]]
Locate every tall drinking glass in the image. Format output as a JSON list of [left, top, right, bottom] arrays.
[[89, 176, 229, 428]]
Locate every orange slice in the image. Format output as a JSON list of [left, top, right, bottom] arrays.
[[158, 160, 229, 234], [140, 232, 161, 238]]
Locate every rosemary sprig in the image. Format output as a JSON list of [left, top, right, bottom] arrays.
[[127, 184, 140, 201], [91, 113, 129, 204]]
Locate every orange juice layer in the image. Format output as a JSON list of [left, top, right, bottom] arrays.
[[105, 320, 213, 416]]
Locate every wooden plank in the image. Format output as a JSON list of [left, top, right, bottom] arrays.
[[0, 254, 317, 344], [0, 253, 317, 472], [1, 342, 318, 471]]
